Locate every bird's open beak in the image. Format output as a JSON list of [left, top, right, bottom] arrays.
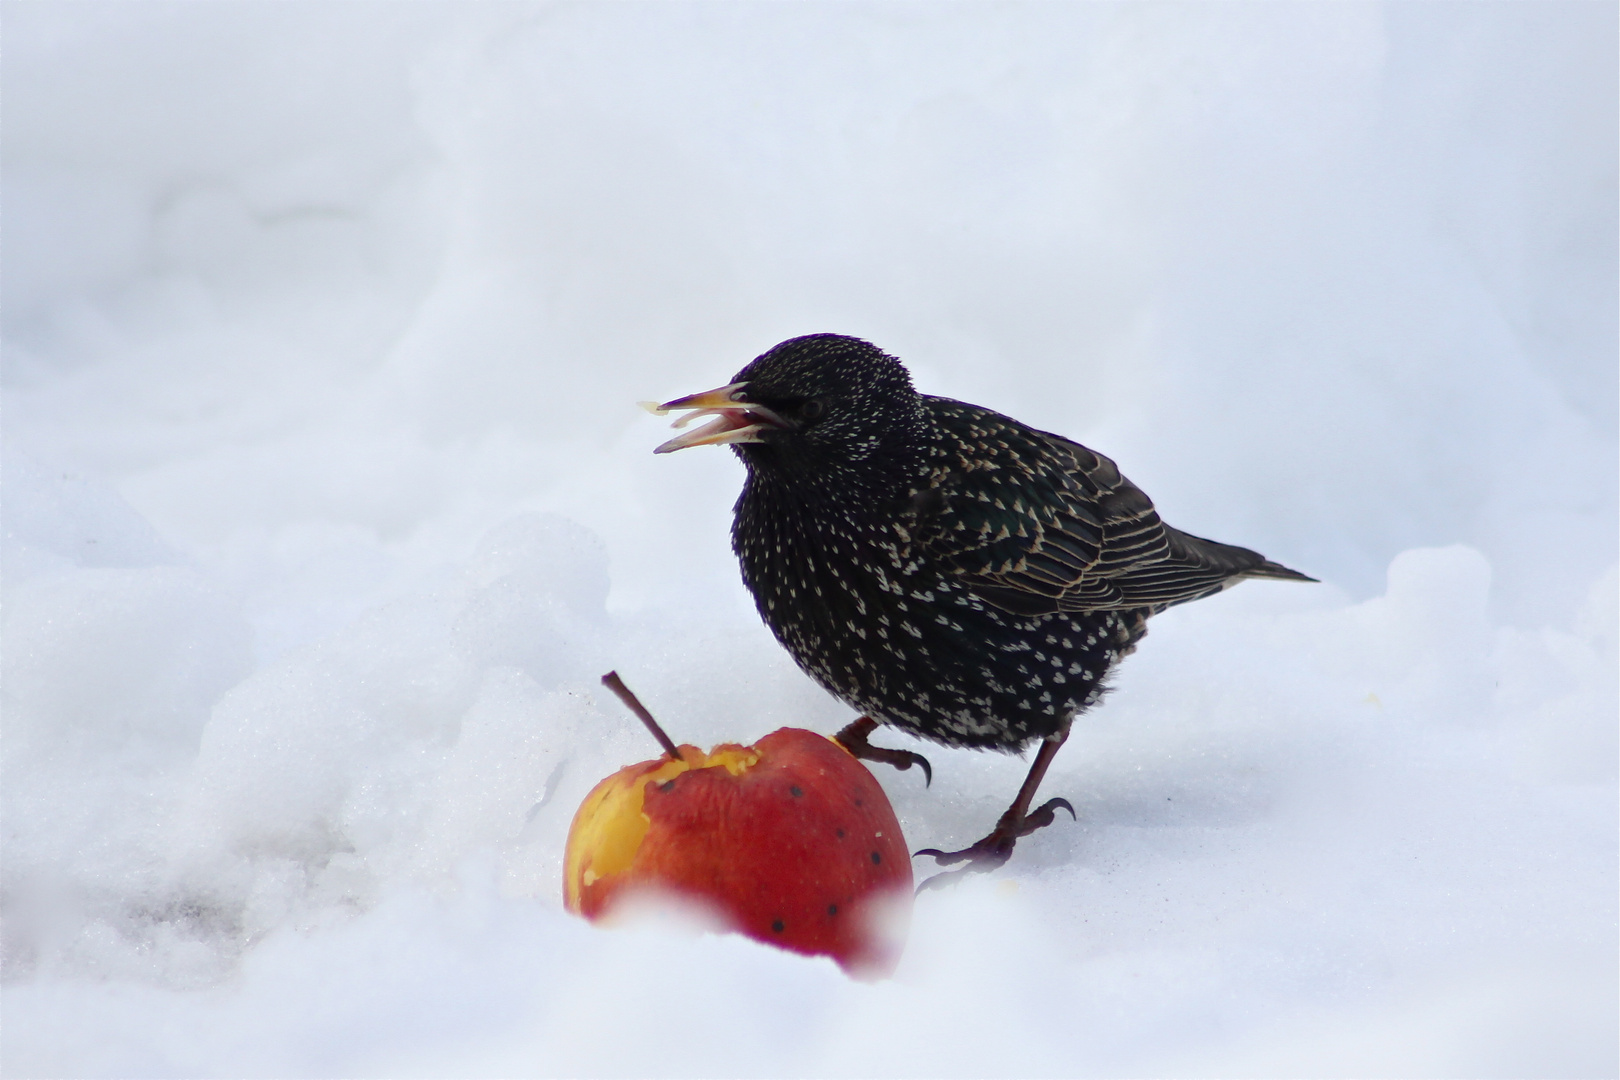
[[645, 382, 789, 454]]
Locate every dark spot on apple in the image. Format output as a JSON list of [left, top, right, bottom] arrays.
[[870, 851, 882, 865], [827, 904, 838, 917], [789, 785, 803, 798], [771, 919, 785, 933], [854, 798, 864, 806], [659, 780, 675, 793], [835, 828, 845, 838]]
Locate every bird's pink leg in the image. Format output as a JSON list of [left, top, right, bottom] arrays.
[[833, 716, 932, 787], [915, 728, 1074, 890]]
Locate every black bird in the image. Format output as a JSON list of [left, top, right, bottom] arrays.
[[652, 334, 1313, 882]]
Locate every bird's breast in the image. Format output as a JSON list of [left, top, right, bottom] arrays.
[[730, 473, 1134, 749]]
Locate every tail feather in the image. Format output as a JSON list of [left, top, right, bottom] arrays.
[[1242, 559, 1318, 583], [1165, 525, 1318, 583]]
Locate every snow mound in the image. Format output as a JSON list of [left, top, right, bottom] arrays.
[[3, 3, 1614, 1076]]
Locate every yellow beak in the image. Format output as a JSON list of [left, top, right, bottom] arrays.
[[648, 382, 788, 454]]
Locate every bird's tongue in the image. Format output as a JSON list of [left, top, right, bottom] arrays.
[[653, 409, 766, 454]]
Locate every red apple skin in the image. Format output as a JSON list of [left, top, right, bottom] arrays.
[[564, 728, 912, 975]]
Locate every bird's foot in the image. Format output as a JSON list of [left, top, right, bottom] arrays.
[[914, 797, 1075, 892], [832, 716, 932, 787]]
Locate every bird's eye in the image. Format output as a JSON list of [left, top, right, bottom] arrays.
[[800, 398, 826, 422]]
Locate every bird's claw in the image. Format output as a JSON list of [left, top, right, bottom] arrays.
[[912, 796, 1077, 891], [914, 863, 993, 894], [833, 717, 933, 787], [912, 835, 1015, 870], [1022, 796, 1076, 832], [859, 745, 933, 786], [913, 840, 1016, 893]]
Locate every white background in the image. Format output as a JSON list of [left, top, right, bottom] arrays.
[[3, 3, 1615, 1076]]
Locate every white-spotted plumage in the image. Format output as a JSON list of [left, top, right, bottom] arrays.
[[706, 338, 1302, 751], [671, 334, 1314, 755]]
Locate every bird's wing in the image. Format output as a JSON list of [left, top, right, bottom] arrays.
[[908, 399, 1306, 616]]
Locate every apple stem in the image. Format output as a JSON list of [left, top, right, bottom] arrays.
[[601, 671, 684, 762]]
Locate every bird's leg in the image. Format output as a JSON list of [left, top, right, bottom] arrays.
[[833, 716, 932, 787], [915, 728, 1074, 890]]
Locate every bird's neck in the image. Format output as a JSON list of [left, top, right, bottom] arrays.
[[740, 426, 931, 526]]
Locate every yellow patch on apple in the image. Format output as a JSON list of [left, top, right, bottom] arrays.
[[563, 727, 913, 976]]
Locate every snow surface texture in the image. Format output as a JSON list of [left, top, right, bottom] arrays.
[[3, 3, 1616, 1076]]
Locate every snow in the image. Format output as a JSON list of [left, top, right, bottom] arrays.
[[2, 2, 1615, 1076]]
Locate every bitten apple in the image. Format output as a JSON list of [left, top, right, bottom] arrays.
[[564, 727, 912, 975]]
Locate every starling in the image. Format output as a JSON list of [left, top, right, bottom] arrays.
[[652, 334, 1314, 882]]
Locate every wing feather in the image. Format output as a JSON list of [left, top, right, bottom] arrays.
[[908, 398, 1305, 616]]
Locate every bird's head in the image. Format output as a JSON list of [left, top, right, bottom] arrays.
[[650, 334, 928, 485]]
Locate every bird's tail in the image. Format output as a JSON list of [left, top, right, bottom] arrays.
[[1165, 525, 1318, 583], [1240, 559, 1318, 583]]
